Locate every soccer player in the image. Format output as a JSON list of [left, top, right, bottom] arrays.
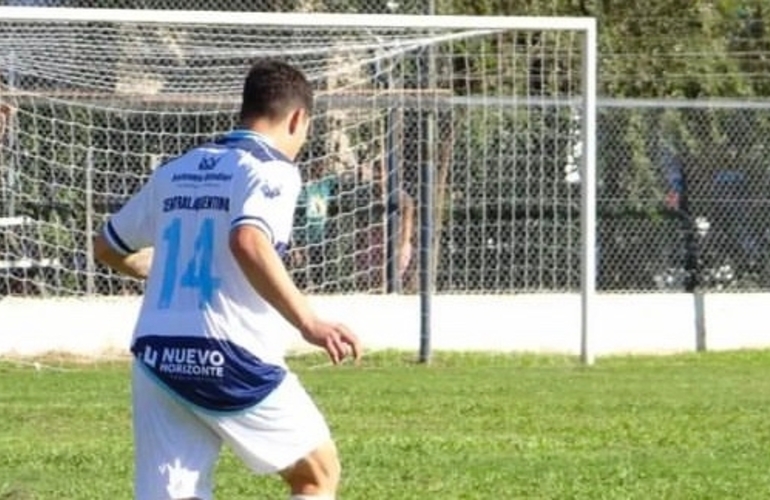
[[93, 59, 361, 500]]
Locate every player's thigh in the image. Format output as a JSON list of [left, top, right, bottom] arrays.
[[132, 363, 223, 500], [199, 372, 332, 477]]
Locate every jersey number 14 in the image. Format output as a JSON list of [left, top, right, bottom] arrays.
[[158, 217, 221, 309]]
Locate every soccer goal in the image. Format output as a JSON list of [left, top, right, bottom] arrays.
[[0, 7, 597, 363]]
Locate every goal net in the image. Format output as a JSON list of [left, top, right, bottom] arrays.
[[0, 8, 596, 362]]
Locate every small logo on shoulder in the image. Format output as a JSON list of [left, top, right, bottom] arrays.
[[261, 183, 281, 199]]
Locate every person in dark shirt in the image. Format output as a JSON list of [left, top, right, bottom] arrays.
[[354, 159, 414, 293]]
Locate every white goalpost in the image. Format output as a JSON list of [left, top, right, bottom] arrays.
[[0, 7, 597, 363]]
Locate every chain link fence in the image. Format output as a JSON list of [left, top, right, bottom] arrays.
[[597, 100, 770, 293], [5, 95, 769, 296], [433, 99, 770, 294]]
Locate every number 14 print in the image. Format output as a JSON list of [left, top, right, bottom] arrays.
[[158, 217, 221, 309]]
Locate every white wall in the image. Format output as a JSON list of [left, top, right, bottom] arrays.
[[1, 293, 768, 357]]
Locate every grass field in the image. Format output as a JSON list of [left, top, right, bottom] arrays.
[[2, 350, 770, 499]]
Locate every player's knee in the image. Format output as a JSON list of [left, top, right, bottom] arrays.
[[280, 440, 341, 495]]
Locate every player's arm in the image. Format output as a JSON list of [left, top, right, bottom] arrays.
[[230, 165, 361, 364], [231, 225, 360, 364], [93, 179, 156, 280], [230, 226, 315, 332], [93, 240, 153, 280]]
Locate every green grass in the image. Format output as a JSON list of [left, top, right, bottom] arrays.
[[2, 350, 770, 499]]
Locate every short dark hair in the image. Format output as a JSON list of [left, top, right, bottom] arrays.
[[239, 59, 313, 123]]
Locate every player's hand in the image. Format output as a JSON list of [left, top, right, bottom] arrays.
[[301, 320, 362, 365]]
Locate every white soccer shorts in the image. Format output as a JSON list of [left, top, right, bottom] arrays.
[[132, 361, 331, 500]]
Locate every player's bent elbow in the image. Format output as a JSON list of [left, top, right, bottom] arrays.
[[93, 233, 116, 265]]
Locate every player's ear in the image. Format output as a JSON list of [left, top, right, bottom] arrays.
[[287, 107, 307, 136]]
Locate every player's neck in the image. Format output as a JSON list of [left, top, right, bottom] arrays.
[[233, 125, 274, 145], [236, 122, 296, 160]]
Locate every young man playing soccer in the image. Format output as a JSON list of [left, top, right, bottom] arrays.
[[93, 59, 361, 500]]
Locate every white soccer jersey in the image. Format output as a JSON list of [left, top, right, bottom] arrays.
[[103, 130, 301, 412]]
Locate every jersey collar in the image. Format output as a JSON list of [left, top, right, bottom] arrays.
[[224, 129, 276, 147], [214, 129, 291, 164]]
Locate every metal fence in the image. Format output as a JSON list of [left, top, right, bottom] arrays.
[[596, 99, 770, 293], [3, 96, 770, 296]]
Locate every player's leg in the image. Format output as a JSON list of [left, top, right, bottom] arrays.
[[198, 372, 340, 498], [132, 362, 223, 500], [279, 438, 340, 498]]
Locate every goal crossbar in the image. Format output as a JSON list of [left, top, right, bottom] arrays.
[[0, 6, 596, 32]]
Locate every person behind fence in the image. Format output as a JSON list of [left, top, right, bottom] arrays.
[[291, 159, 338, 291], [354, 159, 414, 292], [92, 59, 361, 500]]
